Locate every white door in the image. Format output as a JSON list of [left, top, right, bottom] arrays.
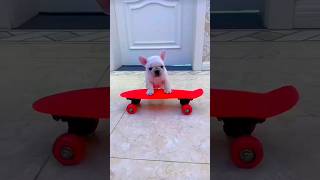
[[294, 0, 320, 28], [114, 0, 196, 66], [40, 0, 103, 12]]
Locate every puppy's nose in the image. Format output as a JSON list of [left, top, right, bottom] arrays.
[[155, 70, 160, 76]]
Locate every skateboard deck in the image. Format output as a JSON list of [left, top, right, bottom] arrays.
[[121, 88, 203, 100], [33, 87, 109, 119], [120, 89, 204, 115], [211, 85, 299, 119]]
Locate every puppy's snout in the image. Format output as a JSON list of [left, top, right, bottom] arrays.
[[154, 70, 160, 76]]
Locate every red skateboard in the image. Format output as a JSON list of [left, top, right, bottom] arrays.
[[211, 85, 299, 168], [33, 87, 109, 165], [120, 89, 203, 115]]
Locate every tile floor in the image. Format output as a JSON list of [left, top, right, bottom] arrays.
[[110, 71, 210, 179]]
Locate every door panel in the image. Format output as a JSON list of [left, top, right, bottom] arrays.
[[115, 0, 195, 66]]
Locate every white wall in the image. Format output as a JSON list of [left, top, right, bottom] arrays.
[[40, 0, 103, 12], [110, 0, 121, 71]]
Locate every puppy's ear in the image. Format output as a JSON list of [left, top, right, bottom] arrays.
[[139, 56, 147, 66], [160, 51, 166, 61]]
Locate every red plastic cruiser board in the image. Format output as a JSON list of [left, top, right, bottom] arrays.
[[33, 87, 109, 119], [211, 85, 299, 119], [120, 89, 204, 115]]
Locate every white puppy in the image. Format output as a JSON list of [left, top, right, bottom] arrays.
[[139, 51, 172, 96]]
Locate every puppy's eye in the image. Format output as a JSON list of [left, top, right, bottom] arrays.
[[160, 66, 163, 69], [148, 67, 152, 71]]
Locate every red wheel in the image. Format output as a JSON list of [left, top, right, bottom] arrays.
[[181, 104, 192, 115], [231, 136, 263, 169], [52, 133, 86, 165], [126, 104, 137, 114]]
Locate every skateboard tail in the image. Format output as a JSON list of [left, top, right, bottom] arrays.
[[264, 85, 299, 118], [210, 85, 300, 119]]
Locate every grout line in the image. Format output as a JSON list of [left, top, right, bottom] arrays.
[[5, 31, 15, 36], [110, 111, 126, 135], [230, 31, 260, 41], [43, 35, 57, 42], [110, 156, 210, 165], [306, 33, 320, 40], [211, 30, 231, 37], [69, 31, 81, 36], [33, 155, 51, 180]]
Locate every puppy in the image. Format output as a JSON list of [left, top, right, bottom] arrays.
[[139, 51, 172, 96]]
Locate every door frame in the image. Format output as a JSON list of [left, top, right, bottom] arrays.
[[110, 0, 207, 71]]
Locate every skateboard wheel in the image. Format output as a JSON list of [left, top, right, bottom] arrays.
[[52, 133, 86, 165], [126, 104, 137, 114], [182, 104, 192, 115], [231, 136, 263, 169]]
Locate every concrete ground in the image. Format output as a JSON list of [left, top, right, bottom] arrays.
[[0, 30, 108, 180], [212, 30, 320, 179], [110, 71, 210, 179]]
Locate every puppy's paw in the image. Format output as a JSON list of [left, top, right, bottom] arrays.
[[147, 89, 154, 96], [164, 88, 172, 94]]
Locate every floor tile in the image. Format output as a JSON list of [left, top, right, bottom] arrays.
[[213, 31, 258, 41], [111, 158, 210, 180], [276, 30, 320, 41], [250, 31, 285, 41]]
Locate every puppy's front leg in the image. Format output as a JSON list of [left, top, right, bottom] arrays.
[[164, 79, 172, 94], [146, 81, 154, 96]]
